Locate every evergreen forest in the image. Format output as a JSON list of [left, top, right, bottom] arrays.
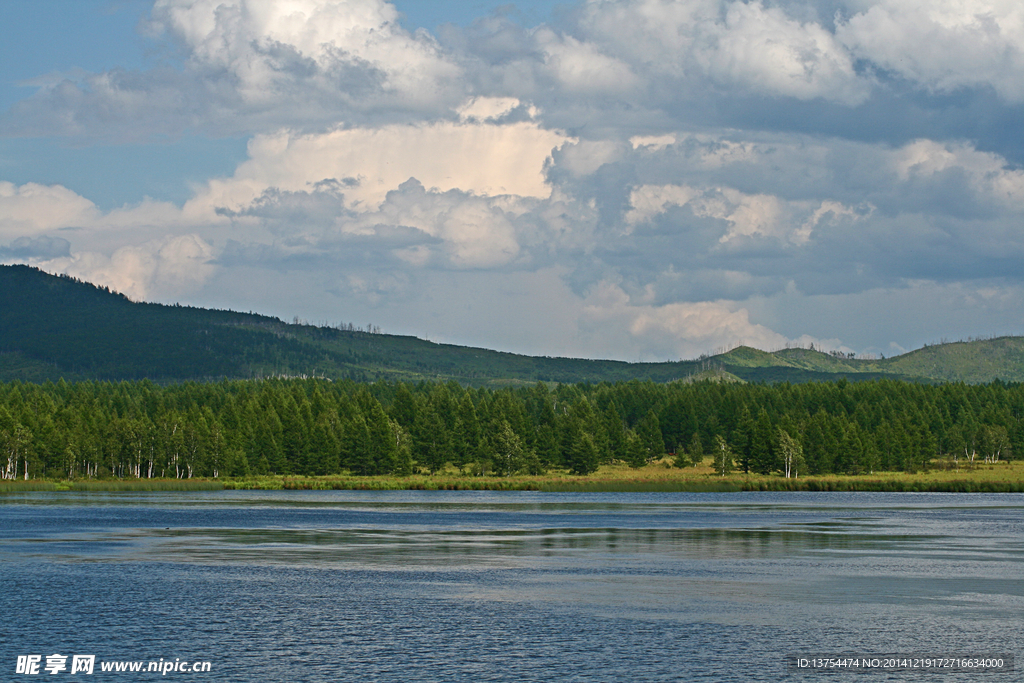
[[1, 377, 1020, 481]]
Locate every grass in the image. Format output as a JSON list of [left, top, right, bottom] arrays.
[[3, 460, 1023, 493], [0, 480, 225, 493]]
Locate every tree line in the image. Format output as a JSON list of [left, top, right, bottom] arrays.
[[1, 377, 1021, 480]]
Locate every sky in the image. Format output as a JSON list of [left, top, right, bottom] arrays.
[[3, 0, 1024, 361]]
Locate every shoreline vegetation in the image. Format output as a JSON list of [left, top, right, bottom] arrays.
[[4, 460, 1024, 494], [5, 377, 1024, 489]]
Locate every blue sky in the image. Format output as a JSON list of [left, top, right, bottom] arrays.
[[3, 0, 1024, 360]]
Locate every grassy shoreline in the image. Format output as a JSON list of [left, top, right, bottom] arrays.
[[3, 461, 1024, 493]]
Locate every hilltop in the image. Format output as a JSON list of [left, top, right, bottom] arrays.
[[1, 265, 1020, 385]]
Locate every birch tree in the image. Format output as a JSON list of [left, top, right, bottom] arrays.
[[777, 429, 805, 479], [2, 426, 31, 480], [713, 435, 733, 477]]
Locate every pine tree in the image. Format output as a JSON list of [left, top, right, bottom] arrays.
[[453, 394, 481, 467], [733, 405, 755, 473], [535, 420, 561, 466], [625, 429, 646, 469], [603, 402, 627, 463], [413, 407, 449, 473], [568, 432, 600, 475], [635, 409, 665, 463], [342, 414, 372, 475], [685, 431, 703, 467], [750, 409, 776, 475], [391, 383, 417, 429], [365, 398, 398, 475]]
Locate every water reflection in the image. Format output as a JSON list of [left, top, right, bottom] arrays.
[[4, 523, 953, 566], [2, 491, 1022, 682]]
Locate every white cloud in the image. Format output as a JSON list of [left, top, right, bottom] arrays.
[[709, 190, 787, 243], [0, 181, 216, 245], [0, 180, 224, 300], [580, 280, 790, 358], [556, 139, 625, 177], [575, 0, 869, 104], [195, 119, 568, 215], [34, 234, 215, 302], [344, 180, 526, 269], [4, 0, 466, 139], [625, 181, 867, 244], [149, 0, 461, 106], [12, 0, 1024, 147], [9, 0, 1024, 360], [625, 184, 700, 228], [795, 200, 869, 245], [456, 96, 524, 122], [630, 134, 677, 150], [571, 0, 1024, 105], [534, 28, 639, 93], [838, 0, 1024, 101], [696, 0, 869, 104], [891, 139, 1024, 208], [0, 182, 98, 239]]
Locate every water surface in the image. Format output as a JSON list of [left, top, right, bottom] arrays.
[[1, 491, 1020, 680]]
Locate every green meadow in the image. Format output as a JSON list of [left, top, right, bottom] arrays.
[[4, 459, 1023, 494]]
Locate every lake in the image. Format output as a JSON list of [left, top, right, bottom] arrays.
[[1, 491, 1020, 680]]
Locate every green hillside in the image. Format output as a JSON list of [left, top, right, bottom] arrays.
[[881, 338, 1024, 383], [0, 265, 1020, 385], [0, 265, 704, 384]]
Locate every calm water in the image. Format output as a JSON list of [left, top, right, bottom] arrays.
[[1, 491, 1021, 681]]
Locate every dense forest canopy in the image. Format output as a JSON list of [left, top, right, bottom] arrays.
[[1, 377, 1020, 481]]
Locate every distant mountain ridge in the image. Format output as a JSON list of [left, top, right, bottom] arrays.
[[1, 264, 1021, 385]]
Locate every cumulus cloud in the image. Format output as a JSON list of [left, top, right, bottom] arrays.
[[0, 181, 220, 243], [837, 0, 1024, 102], [0, 182, 98, 239], [31, 234, 215, 302], [6, 0, 1024, 358], [194, 116, 567, 215], [533, 28, 639, 94], [890, 139, 1024, 212], [697, 1, 869, 104], [150, 0, 465, 108], [0, 181, 222, 300], [349, 180, 524, 269], [574, 0, 869, 104], [11, 113, 1024, 356], [624, 182, 867, 245], [4, 0, 464, 139], [579, 280, 790, 359], [7, 0, 1024, 145], [218, 179, 532, 270]]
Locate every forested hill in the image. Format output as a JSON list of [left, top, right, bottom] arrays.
[[1, 264, 1022, 385]]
